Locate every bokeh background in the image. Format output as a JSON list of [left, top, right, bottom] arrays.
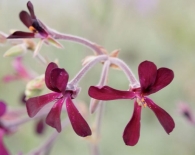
[[0, 0, 195, 154]]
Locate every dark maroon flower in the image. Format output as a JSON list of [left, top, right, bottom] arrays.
[[0, 130, 9, 155], [0, 101, 10, 155], [7, 1, 48, 39], [88, 60, 175, 146], [26, 62, 91, 137]]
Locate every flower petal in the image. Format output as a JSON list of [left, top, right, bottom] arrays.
[[138, 61, 157, 93], [32, 21, 48, 38], [148, 68, 174, 94], [27, 1, 36, 19], [123, 101, 142, 146], [19, 11, 32, 28], [145, 97, 175, 134], [46, 98, 64, 132], [45, 62, 59, 92], [88, 86, 135, 100], [0, 101, 7, 117], [26, 92, 61, 117], [0, 130, 9, 155], [50, 68, 69, 92], [66, 96, 91, 137], [7, 31, 34, 39]]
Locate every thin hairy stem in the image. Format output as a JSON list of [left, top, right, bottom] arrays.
[[109, 57, 140, 88], [48, 28, 103, 55], [70, 55, 108, 86], [28, 118, 69, 155]]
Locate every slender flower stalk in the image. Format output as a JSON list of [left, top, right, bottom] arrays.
[[47, 29, 104, 55], [0, 108, 49, 130], [69, 55, 108, 86], [36, 53, 47, 65], [90, 60, 110, 155], [109, 57, 140, 88], [28, 118, 69, 155]]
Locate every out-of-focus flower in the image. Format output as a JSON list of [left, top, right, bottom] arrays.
[[26, 62, 91, 137], [2, 57, 32, 83], [89, 60, 175, 146], [0, 101, 10, 155], [178, 102, 195, 124], [7, 1, 63, 56]]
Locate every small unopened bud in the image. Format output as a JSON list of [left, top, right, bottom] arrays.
[[3, 44, 27, 57], [25, 74, 45, 99], [24, 39, 36, 51]]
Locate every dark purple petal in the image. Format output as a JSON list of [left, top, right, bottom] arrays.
[[32, 21, 48, 38], [7, 31, 34, 39], [123, 101, 142, 146], [19, 11, 32, 28], [0, 101, 7, 117], [27, 1, 36, 19], [138, 61, 157, 93], [26, 92, 61, 117], [66, 96, 91, 137], [35, 119, 45, 135], [0, 130, 9, 155], [45, 62, 59, 92], [147, 68, 174, 94], [145, 97, 175, 134], [46, 98, 64, 132], [50, 68, 69, 92], [88, 86, 135, 100]]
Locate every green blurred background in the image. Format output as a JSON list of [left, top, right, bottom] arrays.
[[1, 0, 195, 154]]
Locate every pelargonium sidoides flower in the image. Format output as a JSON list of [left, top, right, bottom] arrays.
[[26, 62, 91, 137], [88, 60, 175, 146]]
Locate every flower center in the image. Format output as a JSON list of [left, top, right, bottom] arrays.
[[29, 26, 37, 33], [136, 94, 147, 108]]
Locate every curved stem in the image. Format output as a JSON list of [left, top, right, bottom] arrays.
[[28, 118, 69, 155], [1, 116, 32, 129], [90, 61, 110, 155], [48, 29, 103, 55], [69, 55, 108, 86], [90, 60, 110, 113], [109, 57, 140, 88], [36, 53, 47, 65]]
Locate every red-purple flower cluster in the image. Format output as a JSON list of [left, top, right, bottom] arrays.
[[26, 62, 92, 137], [88, 61, 175, 146]]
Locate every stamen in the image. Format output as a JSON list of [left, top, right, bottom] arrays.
[[137, 97, 147, 107], [29, 26, 37, 33]]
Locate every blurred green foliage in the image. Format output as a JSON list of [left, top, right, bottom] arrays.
[[0, 0, 195, 154]]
